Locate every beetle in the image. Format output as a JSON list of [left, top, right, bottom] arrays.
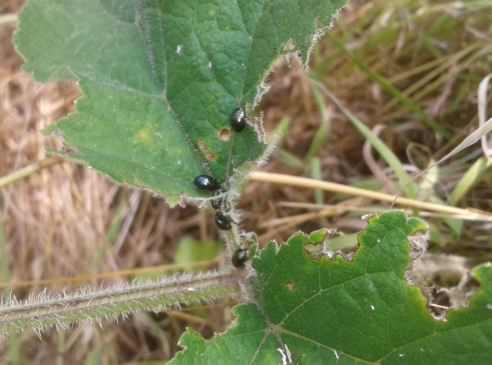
[[215, 211, 232, 230], [193, 174, 221, 192], [231, 248, 249, 268], [230, 107, 247, 132]]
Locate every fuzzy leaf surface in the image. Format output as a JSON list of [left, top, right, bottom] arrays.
[[171, 212, 492, 364], [15, 0, 346, 205]]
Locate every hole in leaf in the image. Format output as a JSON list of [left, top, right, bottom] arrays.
[[429, 287, 452, 320], [218, 128, 231, 142]]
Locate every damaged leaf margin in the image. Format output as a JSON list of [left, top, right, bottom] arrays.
[[15, 0, 347, 206], [171, 212, 492, 364]]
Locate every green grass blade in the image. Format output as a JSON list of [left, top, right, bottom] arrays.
[[328, 34, 447, 136], [314, 82, 419, 198], [450, 157, 492, 205]]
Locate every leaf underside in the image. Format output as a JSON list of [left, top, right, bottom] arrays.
[[15, 0, 346, 205], [171, 212, 492, 364]]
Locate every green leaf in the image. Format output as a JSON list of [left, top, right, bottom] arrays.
[[15, 0, 346, 205], [171, 212, 492, 364]]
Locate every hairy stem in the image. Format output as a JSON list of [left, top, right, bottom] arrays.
[[0, 269, 238, 336]]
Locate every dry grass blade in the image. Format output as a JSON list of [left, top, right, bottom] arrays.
[[447, 74, 492, 204], [260, 199, 362, 229], [276, 201, 481, 222], [0, 259, 218, 290], [478, 74, 492, 157], [382, 43, 483, 115], [1, 0, 492, 362], [434, 118, 492, 166], [0, 14, 17, 26], [249, 171, 492, 222], [0, 157, 61, 189]]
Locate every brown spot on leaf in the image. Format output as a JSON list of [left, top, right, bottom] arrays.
[[135, 126, 155, 146], [197, 139, 217, 161], [218, 128, 231, 142], [286, 282, 296, 292]]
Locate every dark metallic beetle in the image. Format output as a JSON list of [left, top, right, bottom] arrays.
[[230, 107, 247, 132], [231, 248, 249, 268], [215, 211, 232, 230], [193, 175, 221, 192]]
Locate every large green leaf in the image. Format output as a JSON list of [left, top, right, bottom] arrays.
[[171, 212, 492, 364], [15, 0, 346, 205]]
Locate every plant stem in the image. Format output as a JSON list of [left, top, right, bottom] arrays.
[[0, 157, 62, 189], [0, 269, 238, 336], [248, 171, 492, 222]]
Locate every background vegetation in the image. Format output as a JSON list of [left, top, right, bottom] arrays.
[[0, 0, 491, 363]]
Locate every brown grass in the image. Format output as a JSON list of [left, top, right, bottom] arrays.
[[1, 0, 492, 363]]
